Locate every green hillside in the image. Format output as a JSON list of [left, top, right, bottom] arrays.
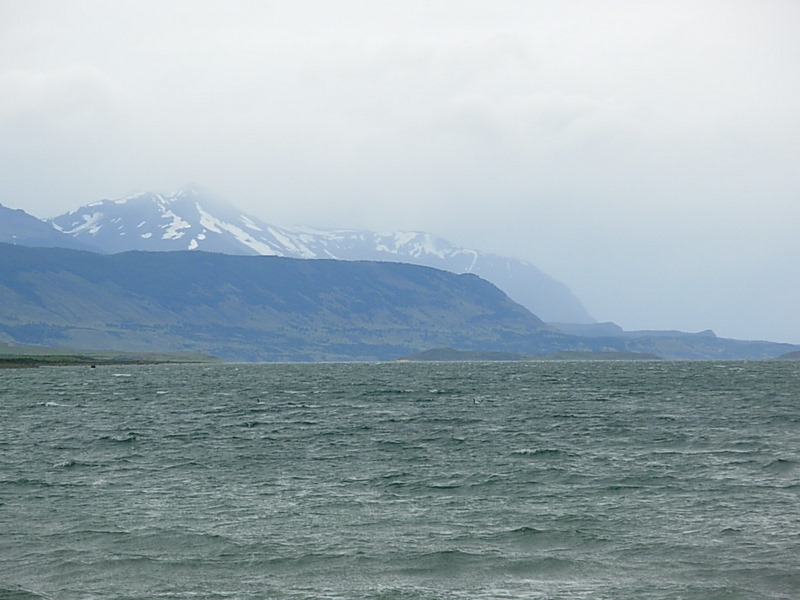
[[0, 244, 566, 361]]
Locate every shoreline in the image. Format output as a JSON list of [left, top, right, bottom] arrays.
[[0, 354, 221, 369]]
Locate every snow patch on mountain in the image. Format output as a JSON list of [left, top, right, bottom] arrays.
[[269, 228, 315, 258], [55, 211, 104, 235], [241, 215, 263, 232], [160, 209, 190, 240], [226, 226, 278, 256], [197, 204, 223, 233]]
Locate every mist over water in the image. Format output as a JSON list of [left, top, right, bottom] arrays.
[[1, 361, 798, 599]]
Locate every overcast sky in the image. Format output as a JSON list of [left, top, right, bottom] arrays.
[[2, 0, 799, 343]]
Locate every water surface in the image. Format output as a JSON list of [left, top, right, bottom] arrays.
[[1, 361, 798, 599]]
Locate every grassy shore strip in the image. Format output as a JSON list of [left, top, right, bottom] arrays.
[[0, 352, 221, 368], [397, 348, 661, 362], [534, 351, 661, 361]]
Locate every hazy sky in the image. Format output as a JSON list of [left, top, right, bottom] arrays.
[[2, 0, 799, 343]]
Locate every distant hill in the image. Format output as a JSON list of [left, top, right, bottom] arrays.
[[48, 186, 594, 323], [0, 243, 573, 361], [552, 321, 718, 340], [0, 203, 96, 251]]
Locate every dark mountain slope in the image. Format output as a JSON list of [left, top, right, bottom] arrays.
[[0, 243, 569, 361]]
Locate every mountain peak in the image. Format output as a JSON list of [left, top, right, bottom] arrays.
[[50, 188, 281, 256], [173, 182, 212, 199]]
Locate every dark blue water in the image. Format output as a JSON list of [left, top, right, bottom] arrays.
[[1, 361, 798, 599]]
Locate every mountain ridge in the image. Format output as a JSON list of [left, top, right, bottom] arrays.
[[0, 202, 97, 251], [46, 186, 594, 323], [0, 243, 568, 361], [1, 243, 797, 361]]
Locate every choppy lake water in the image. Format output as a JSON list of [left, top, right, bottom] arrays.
[[1, 360, 798, 599]]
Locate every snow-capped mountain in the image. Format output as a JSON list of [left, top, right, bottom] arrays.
[[49, 186, 594, 323], [51, 187, 291, 256]]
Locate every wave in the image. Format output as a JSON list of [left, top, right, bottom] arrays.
[[52, 458, 96, 469], [395, 549, 486, 577], [762, 458, 797, 474], [502, 555, 586, 576], [510, 448, 567, 457], [0, 585, 52, 599], [99, 431, 140, 443], [0, 477, 56, 488], [484, 525, 610, 552]]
